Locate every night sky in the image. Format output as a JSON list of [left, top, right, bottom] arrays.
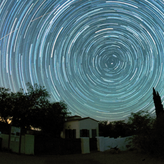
[[0, 0, 164, 121]]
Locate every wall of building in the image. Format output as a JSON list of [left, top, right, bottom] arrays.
[[63, 121, 80, 138], [62, 118, 99, 138], [79, 119, 99, 138]]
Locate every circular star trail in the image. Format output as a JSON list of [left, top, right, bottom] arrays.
[[0, 0, 164, 121]]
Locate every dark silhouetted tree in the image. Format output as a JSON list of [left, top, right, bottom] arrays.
[[0, 83, 70, 137], [39, 101, 68, 137], [128, 111, 155, 154], [112, 120, 130, 138], [153, 88, 164, 118], [127, 110, 153, 135], [99, 121, 111, 137], [99, 120, 132, 138], [128, 110, 164, 156], [0, 87, 13, 123]]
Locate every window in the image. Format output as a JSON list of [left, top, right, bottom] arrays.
[[65, 129, 76, 138], [80, 129, 89, 137]]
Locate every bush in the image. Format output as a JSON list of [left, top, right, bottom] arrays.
[[129, 111, 164, 156], [99, 120, 132, 138]]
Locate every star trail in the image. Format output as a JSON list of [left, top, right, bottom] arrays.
[[0, 0, 164, 121]]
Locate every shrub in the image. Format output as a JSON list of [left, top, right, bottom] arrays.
[[129, 111, 164, 156]]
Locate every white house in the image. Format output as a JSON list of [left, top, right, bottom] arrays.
[[61, 116, 99, 139]]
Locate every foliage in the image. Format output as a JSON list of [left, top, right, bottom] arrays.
[[153, 88, 164, 118], [0, 121, 10, 134], [99, 88, 164, 156], [151, 113, 164, 155], [36, 101, 69, 137], [99, 120, 132, 138], [127, 110, 154, 135], [112, 120, 132, 138], [0, 87, 13, 123], [0, 83, 70, 137], [99, 121, 113, 137], [128, 111, 164, 156], [127, 111, 154, 152]]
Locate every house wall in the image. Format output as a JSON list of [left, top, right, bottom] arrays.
[[62, 118, 99, 138], [63, 121, 80, 138], [79, 119, 99, 138]]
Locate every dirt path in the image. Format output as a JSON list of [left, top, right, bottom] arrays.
[[0, 151, 164, 164]]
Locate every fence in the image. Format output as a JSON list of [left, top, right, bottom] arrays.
[[0, 134, 9, 149], [34, 135, 81, 155], [0, 133, 34, 155], [97, 136, 132, 152], [90, 138, 97, 151], [0, 133, 132, 155]]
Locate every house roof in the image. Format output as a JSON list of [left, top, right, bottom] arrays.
[[66, 116, 99, 122], [67, 115, 81, 118]]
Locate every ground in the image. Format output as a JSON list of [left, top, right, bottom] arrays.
[[0, 150, 164, 164]]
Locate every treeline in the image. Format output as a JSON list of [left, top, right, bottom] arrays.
[[99, 87, 164, 156], [0, 83, 69, 137], [99, 111, 153, 138]]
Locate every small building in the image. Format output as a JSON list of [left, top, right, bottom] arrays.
[[61, 116, 99, 139]]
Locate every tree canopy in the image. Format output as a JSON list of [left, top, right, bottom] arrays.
[[153, 87, 164, 118], [99, 88, 164, 156], [0, 83, 70, 137]]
